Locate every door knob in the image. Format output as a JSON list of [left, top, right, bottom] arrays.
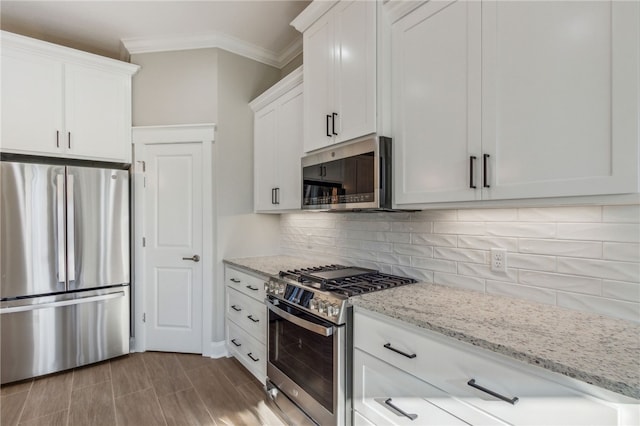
[[182, 255, 200, 262]]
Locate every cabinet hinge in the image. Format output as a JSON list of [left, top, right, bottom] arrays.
[[143, 177, 146, 188], [142, 313, 146, 323], [142, 237, 146, 247], [137, 160, 146, 172]]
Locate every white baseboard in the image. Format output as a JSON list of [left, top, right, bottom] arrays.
[[203, 340, 228, 358]]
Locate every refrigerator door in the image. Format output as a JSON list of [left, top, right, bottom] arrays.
[[67, 166, 129, 291], [0, 161, 66, 299], [0, 286, 130, 384]]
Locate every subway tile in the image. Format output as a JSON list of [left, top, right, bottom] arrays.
[[457, 262, 517, 282], [433, 272, 485, 292], [412, 209, 458, 221], [603, 205, 640, 223], [519, 239, 602, 259], [392, 265, 434, 283], [433, 247, 486, 264], [457, 208, 518, 221], [377, 252, 411, 266], [412, 257, 457, 273], [336, 238, 362, 249], [557, 223, 640, 243], [309, 236, 335, 246], [486, 222, 556, 238], [557, 257, 640, 282], [391, 221, 433, 233], [344, 230, 386, 241], [457, 235, 518, 251], [433, 221, 485, 235], [603, 242, 640, 262], [557, 292, 640, 323], [361, 240, 393, 253], [602, 280, 640, 303], [486, 281, 556, 306], [384, 232, 412, 244], [519, 270, 602, 295], [336, 220, 391, 231], [307, 228, 341, 237], [506, 253, 556, 272], [517, 206, 602, 222], [393, 243, 434, 257], [411, 233, 457, 247]]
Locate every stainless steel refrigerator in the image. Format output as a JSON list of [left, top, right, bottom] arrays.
[[0, 154, 130, 384]]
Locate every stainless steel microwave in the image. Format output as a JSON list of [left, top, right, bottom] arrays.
[[301, 136, 392, 211]]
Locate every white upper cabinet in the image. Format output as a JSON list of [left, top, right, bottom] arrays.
[[251, 67, 303, 212], [1, 31, 139, 163], [391, 0, 639, 206], [392, 0, 482, 205], [294, 0, 376, 152]]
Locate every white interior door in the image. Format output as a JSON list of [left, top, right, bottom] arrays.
[[144, 142, 203, 353]]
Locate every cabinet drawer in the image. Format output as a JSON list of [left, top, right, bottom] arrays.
[[225, 266, 266, 302], [226, 320, 266, 383], [355, 310, 621, 426], [354, 349, 497, 426], [226, 287, 266, 343]]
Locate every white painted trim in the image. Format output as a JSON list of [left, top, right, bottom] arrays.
[[1, 30, 139, 75], [249, 66, 303, 111], [383, 0, 426, 24], [131, 124, 216, 356], [290, 0, 339, 33], [122, 32, 301, 69], [205, 341, 229, 359]]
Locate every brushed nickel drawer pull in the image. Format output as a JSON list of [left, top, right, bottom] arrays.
[[384, 398, 417, 421], [384, 343, 416, 359], [467, 379, 519, 405]]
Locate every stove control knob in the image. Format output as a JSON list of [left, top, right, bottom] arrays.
[[277, 283, 286, 295], [328, 304, 340, 317], [317, 300, 327, 314], [309, 299, 318, 311]]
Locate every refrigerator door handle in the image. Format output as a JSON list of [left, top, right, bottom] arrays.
[[66, 174, 75, 283], [56, 174, 66, 283], [0, 291, 125, 314]]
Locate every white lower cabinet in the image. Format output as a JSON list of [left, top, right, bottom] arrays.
[[353, 308, 636, 426], [224, 265, 268, 382]]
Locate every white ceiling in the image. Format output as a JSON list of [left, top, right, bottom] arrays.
[[0, 0, 312, 67]]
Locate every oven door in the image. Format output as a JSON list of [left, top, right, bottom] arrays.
[[266, 297, 345, 426]]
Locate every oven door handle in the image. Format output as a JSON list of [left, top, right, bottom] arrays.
[[266, 300, 335, 337]]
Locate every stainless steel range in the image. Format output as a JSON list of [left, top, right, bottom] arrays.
[[265, 265, 416, 425]]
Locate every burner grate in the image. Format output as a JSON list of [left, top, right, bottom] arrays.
[[280, 265, 417, 297]]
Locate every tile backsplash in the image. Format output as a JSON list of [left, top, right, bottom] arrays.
[[280, 205, 640, 323]]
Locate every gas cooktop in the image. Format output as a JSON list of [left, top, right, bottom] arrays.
[[266, 264, 417, 324]]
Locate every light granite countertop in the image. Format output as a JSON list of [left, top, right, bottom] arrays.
[[224, 255, 640, 400]]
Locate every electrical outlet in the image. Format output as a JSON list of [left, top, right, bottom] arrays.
[[491, 248, 507, 272]]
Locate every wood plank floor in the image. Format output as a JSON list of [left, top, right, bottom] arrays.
[[0, 353, 287, 426]]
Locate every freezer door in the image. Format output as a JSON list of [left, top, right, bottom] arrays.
[[0, 286, 130, 384], [67, 166, 129, 290], [0, 162, 66, 299]]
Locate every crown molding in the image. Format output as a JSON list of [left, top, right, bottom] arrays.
[[1, 30, 139, 75], [290, 0, 338, 33], [121, 32, 301, 69], [249, 66, 303, 111]]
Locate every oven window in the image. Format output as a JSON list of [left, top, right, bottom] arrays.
[[268, 304, 335, 413]]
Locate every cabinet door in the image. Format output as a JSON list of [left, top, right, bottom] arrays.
[[333, 0, 376, 144], [303, 10, 335, 152], [482, 1, 639, 199], [254, 103, 279, 212], [276, 85, 303, 210], [64, 64, 131, 162], [393, 1, 482, 205], [1, 49, 64, 155]]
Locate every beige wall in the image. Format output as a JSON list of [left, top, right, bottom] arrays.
[[131, 49, 218, 126], [280, 52, 303, 79]]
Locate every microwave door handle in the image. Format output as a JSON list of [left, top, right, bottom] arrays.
[[266, 300, 335, 337]]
